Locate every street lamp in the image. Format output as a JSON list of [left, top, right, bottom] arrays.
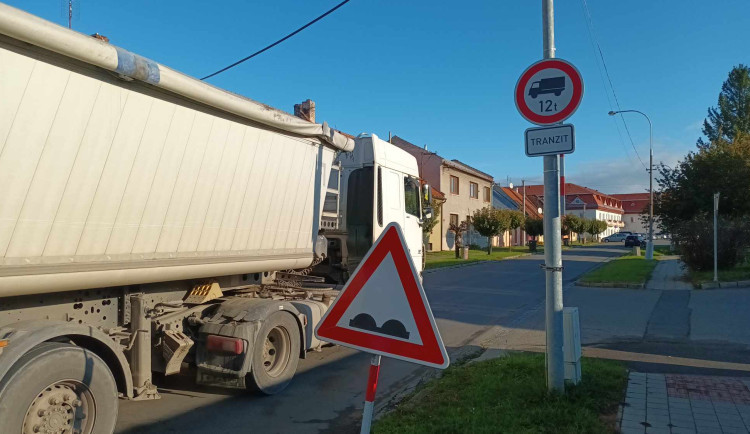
[[608, 110, 655, 260]]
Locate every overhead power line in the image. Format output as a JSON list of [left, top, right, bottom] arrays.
[[200, 0, 351, 80], [580, 0, 648, 171]]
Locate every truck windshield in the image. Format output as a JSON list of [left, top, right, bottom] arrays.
[[404, 177, 420, 218]]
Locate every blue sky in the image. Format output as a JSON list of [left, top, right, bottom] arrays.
[[7, 0, 748, 193]]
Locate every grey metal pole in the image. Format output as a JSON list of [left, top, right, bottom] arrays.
[[609, 110, 654, 259], [714, 192, 720, 282], [647, 119, 655, 260], [542, 0, 564, 393]]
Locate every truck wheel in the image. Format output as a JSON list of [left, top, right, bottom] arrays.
[[0, 342, 118, 434], [248, 312, 300, 395]]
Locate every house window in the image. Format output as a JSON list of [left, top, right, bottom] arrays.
[[483, 186, 491, 202], [470, 182, 478, 199], [449, 213, 459, 227], [450, 176, 459, 194], [631, 217, 634, 223]]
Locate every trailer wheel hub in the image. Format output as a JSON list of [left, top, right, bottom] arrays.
[[263, 326, 291, 377], [23, 382, 90, 434]]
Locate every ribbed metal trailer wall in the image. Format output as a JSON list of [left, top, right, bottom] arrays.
[[0, 4, 349, 297]]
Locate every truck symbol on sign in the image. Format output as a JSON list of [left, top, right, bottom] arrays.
[[528, 76, 565, 98]]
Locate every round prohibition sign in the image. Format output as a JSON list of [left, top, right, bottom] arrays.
[[515, 58, 584, 125]]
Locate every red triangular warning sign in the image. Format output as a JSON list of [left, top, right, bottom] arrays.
[[315, 223, 449, 369]]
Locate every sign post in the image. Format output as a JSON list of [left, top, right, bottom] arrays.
[[315, 223, 449, 432], [514, 0, 584, 393], [714, 192, 720, 283]]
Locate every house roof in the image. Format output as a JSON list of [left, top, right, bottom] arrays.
[[611, 193, 649, 214], [521, 183, 624, 214], [420, 179, 446, 201], [449, 159, 494, 181], [390, 135, 493, 182], [432, 187, 446, 201], [493, 185, 542, 218]]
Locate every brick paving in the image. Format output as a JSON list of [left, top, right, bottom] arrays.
[[620, 372, 750, 433]]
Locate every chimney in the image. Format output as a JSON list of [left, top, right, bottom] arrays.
[[91, 33, 110, 43], [294, 99, 315, 123]]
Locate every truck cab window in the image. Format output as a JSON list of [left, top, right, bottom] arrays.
[[404, 176, 420, 218]]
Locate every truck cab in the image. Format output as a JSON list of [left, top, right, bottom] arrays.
[[316, 134, 426, 283]]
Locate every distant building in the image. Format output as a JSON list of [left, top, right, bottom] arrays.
[[493, 185, 543, 246], [520, 183, 625, 238], [611, 193, 650, 234], [390, 136, 494, 251]]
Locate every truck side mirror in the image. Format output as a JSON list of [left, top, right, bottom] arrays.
[[423, 184, 433, 204], [423, 207, 433, 220]]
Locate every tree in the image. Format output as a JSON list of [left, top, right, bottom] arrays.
[[472, 207, 506, 254], [656, 134, 750, 233], [524, 217, 544, 240], [657, 65, 750, 269], [448, 220, 469, 259], [564, 215, 584, 244], [422, 198, 442, 235], [566, 215, 587, 245], [699, 65, 750, 148], [581, 218, 606, 243], [507, 210, 525, 251], [593, 219, 608, 240]]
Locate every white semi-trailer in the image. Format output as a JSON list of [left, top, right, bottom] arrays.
[[0, 4, 432, 433]]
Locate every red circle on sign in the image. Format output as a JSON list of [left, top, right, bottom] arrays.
[[515, 59, 584, 125]]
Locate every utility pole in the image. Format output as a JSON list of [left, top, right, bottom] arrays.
[[542, 0, 564, 393], [647, 127, 655, 260], [714, 192, 720, 282], [560, 154, 566, 244], [522, 179, 527, 243]]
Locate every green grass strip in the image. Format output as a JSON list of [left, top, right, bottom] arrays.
[[424, 247, 532, 270], [579, 255, 658, 285], [374, 353, 627, 434]]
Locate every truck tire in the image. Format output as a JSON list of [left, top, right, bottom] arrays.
[[248, 312, 300, 395], [0, 342, 118, 434]]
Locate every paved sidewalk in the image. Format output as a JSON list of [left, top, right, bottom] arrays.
[[621, 372, 750, 433], [647, 258, 693, 290]]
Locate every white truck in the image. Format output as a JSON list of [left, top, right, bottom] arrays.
[[0, 4, 432, 433]]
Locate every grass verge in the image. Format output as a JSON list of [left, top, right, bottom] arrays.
[[635, 245, 675, 258], [374, 353, 627, 434], [689, 262, 750, 285], [579, 255, 658, 285], [425, 247, 533, 270]]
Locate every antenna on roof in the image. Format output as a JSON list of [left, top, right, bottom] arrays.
[[61, 0, 79, 29]]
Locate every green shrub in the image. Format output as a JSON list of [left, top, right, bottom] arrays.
[[673, 214, 750, 270]]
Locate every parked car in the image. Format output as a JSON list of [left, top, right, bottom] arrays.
[[603, 233, 628, 243], [624, 235, 646, 248]]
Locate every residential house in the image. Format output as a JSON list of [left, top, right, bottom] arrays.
[[611, 193, 650, 234], [520, 183, 625, 238], [390, 136, 494, 251], [493, 185, 543, 246]]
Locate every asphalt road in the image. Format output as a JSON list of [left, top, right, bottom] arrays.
[[115, 245, 625, 433]]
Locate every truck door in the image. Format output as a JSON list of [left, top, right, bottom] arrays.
[[402, 175, 423, 268], [381, 168, 423, 269]]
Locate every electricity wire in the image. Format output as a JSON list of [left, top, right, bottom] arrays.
[[200, 0, 351, 80], [580, 0, 648, 170]]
